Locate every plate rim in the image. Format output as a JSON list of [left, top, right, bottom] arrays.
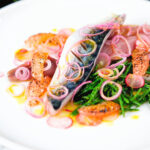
[[0, 136, 33, 150], [0, 0, 23, 13]]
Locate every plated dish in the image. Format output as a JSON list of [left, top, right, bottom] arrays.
[[6, 14, 150, 129], [2, 1, 150, 150]]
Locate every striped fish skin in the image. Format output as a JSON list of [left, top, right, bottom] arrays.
[[46, 15, 125, 115]]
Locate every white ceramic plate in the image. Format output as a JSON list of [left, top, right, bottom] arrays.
[[1, 0, 150, 150]]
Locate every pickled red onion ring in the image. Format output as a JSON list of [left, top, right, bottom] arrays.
[[47, 85, 68, 100], [112, 35, 131, 57], [74, 39, 97, 57], [96, 53, 111, 69], [64, 62, 82, 81], [107, 64, 125, 80], [15, 67, 30, 80], [80, 26, 105, 37], [137, 26, 149, 49], [68, 61, 93, 70], [81, 62, 93, 69], [100, 80, 122, 101], [125, 74, 145, 89], [98, 64, 125, 80], [97, 68, 114, 78], [80, 22, 120, 37], [107, 57, 126, 69], [47, 117, 73, 129]]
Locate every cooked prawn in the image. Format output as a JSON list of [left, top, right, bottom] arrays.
[[132, 48, 149, 76], [25, 33, 56, 50], [27, 76, 51, 97], [27, 52, 50, 97], [31, 52, 48, 80], [77, 101, 120, 126], [25, 32, 69, 60]]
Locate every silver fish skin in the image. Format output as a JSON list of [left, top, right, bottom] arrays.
[[46, 15, 125, 115]]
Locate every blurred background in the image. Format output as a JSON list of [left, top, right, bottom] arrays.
[[0, 0, 20, 8]]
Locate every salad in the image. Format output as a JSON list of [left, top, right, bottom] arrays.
[[7, 14, 150, 128]]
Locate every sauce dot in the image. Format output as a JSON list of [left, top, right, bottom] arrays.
[[131, 115, 139, 120], [52, 28, 58, 33]]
